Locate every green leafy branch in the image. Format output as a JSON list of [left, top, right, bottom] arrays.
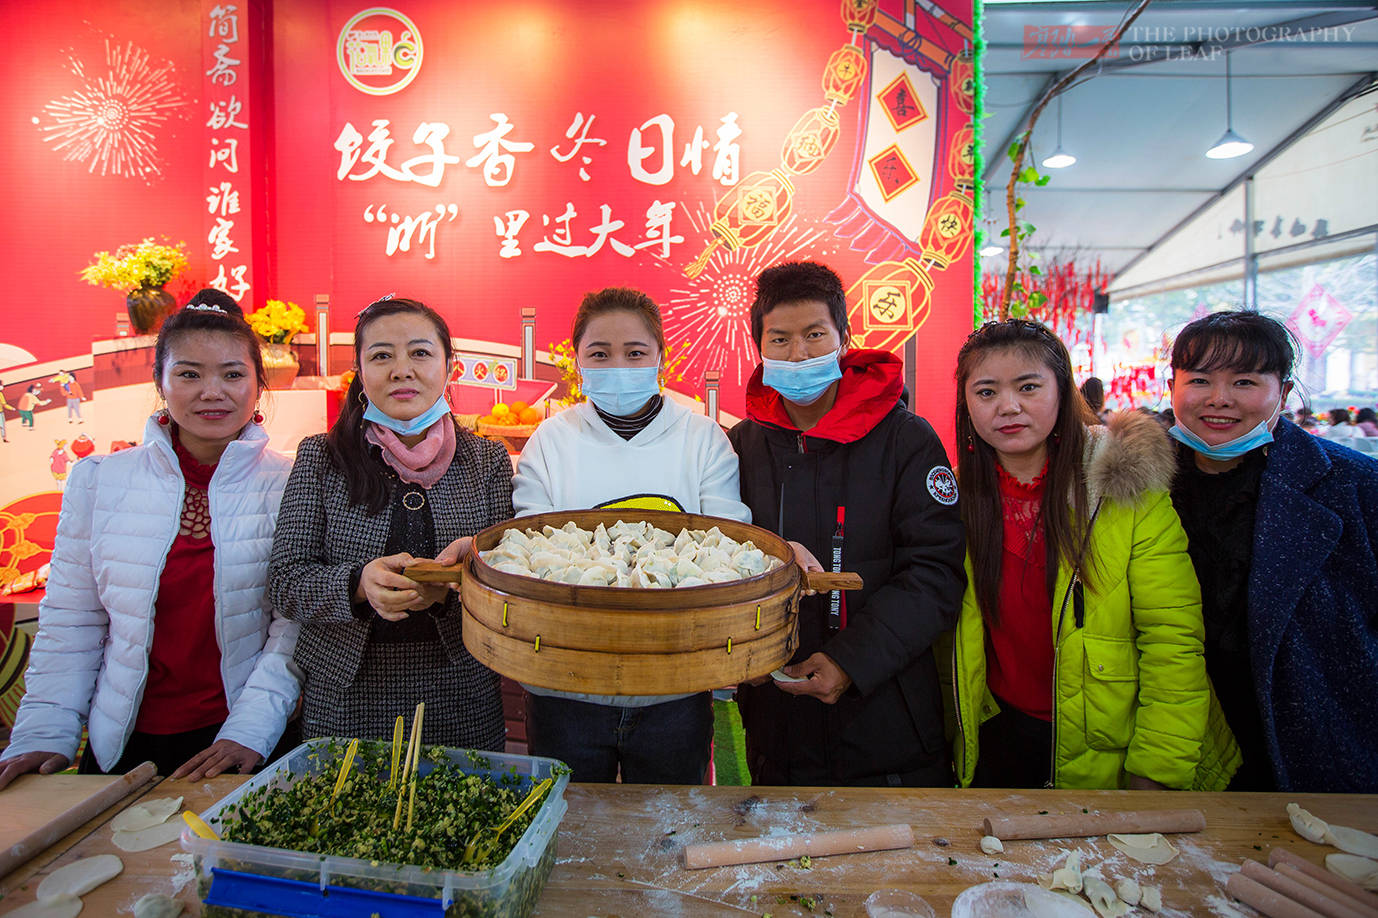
[[999, 0, 1153, 319]]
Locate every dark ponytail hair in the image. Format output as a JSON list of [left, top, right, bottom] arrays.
[[954, 319, 1097, 624], [153, 288, 266, 392], [326, 296, 454, 513]]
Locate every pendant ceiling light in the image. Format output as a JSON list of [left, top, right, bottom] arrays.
[[1041, 93, 1076, 170], [1206, 51, 1254, 160]]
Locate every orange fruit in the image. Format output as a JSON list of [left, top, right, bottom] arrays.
[[518, 407, 541, 425], [511, 401, 529, 412]]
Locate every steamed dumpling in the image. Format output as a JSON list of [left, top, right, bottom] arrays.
[[577, 564, 617, 586], [673, 558, 704, 583], [732, 547, 768, 577], [528, 550, 571, 578], [675, 575, 710, 588]]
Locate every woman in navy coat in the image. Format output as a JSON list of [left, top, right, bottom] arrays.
[[1168, 311, 1378, 792]]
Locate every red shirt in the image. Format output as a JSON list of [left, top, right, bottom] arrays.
[[134, 431, 229, 735], [984, 463, 1055, 722]]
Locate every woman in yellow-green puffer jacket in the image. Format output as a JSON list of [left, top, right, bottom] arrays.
[[948, 320, 1239, 791]]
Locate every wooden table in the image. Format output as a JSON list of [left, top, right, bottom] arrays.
[[1, 778, 1374, 916]]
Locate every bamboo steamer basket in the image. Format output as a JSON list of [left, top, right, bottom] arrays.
[[458, 509, 804, 695]]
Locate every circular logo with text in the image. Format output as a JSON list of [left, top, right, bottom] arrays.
[[337, 8, 422, 96], [926, 466, 958, 506]]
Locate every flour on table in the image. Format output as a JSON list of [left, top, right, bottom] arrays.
[[168, 853, 196, 895]]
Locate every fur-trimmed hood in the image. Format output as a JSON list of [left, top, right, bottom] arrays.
[[1084, 410, 1175, 510]]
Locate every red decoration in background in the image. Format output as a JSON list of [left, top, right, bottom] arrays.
[[980, 257, 1112, 341]]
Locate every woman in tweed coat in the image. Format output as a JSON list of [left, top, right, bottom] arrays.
[[268, 297, 512, 749], [1168, 311, 1378, 792]]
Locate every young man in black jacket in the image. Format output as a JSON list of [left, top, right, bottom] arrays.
[[729, 261, 965, 786]]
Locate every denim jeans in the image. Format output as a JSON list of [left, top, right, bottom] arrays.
[[525, 691, 713, 784]]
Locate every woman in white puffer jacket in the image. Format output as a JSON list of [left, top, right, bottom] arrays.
[[0, 291, 301, 786]]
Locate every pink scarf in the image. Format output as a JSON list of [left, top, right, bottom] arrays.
[[364, 418, 456, 488]]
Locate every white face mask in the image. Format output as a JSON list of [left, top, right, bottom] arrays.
[[578, 365, 661, 416], [1169, 391, 1286, 460]]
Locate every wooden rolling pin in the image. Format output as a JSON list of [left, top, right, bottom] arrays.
[[982, 808, 1205, 840], [1242, 859, 1372, 918], [0, 761, 156, 880], [682, 823, 913, 869], [1272, 849, 1378, 914], [1278, 866, 1378, 918], [403, 561, 862, 591], [1228, 871, 1328, 918]]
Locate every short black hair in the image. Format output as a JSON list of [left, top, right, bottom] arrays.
[[1170, 310, 1297, 380], [1357, 407, 1377, 425], [750, 261, 848, 348]]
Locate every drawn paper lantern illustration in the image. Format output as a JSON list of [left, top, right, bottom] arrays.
[[781, 106, 842, 176], [823, 45, 868, 104], [948, 123, 974, 191], [840, 0, 879, 33], [949, 50, 975, 114], [919, 190, 973, 270], [684, 170, 796, 278], [846, 257, 935, 353]]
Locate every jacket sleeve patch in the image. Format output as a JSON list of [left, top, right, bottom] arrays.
[[926, 466, 958, 505]]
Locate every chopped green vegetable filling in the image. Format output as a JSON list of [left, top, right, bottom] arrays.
[[217, 741, 551, 871]]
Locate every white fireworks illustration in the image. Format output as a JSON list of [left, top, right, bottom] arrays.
[[663, 202, 829, 389], [36, 38, 189, 181]]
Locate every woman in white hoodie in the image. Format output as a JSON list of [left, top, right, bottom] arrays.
[[0, 290, 300, 787], [513, 287, 750, 784]]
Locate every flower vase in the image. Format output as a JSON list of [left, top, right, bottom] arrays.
[[126, 286, 175, 335], [262, 342, 300, 389]]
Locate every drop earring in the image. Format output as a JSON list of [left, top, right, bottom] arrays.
[[157, 409, 171, 427], [252, 407, 265, 424], [966, 434, 974, 453]]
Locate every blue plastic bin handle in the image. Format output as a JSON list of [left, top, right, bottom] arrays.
[[204, 867, 449, 917]]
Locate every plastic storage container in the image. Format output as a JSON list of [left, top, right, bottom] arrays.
[[180, 738, 570, 918]]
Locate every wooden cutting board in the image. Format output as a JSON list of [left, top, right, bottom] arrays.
[[0, 774, 125, 851]]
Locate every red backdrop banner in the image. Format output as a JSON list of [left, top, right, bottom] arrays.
[[0, 0, 972, 440]]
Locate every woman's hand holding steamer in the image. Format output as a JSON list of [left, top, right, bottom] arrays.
[[355, 537, 475, 619]]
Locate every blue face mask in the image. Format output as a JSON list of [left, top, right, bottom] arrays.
[[762, 348, 843, 406], [1168, 394, 1284, 460], [363, 395, 452, 437], [579, 365, 661, 416]]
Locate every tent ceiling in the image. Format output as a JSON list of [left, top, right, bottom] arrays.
[[980, 0, 1378, 283]]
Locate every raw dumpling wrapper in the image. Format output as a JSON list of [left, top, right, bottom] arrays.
[[111, 796, 183, 833], [38, 853, 123, 901]]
